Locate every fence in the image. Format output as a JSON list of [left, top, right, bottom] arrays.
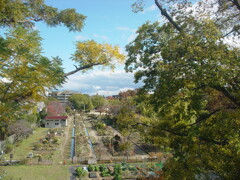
[[77, 156, 160, 165]]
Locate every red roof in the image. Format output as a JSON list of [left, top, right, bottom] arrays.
[[44, 116, 68, 120]]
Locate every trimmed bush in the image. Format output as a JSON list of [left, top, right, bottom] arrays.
[[94, 165, 100, 171], [101, 170, 111, 177], [99, 165, 107, 172], [75, 167, 87, 178], [88, 165, 95, 172], [113, 164, 122, 180]]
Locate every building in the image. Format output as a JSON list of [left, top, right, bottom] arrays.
[[43, 116, 68, 128], [49, 90, 77, 104]]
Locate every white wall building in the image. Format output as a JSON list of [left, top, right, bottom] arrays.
[[44, 116, 68, 128]]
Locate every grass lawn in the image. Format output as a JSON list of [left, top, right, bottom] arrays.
[[4, 128, 48, 160], [2, 165, 70, 180]]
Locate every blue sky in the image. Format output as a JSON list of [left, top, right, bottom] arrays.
[[38, 0, 160, 96]]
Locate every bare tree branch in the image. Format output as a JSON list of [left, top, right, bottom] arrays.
[[64, 63, 103, 77], [0, 18, 43, 24], [131, 121, 228, 146], [154, 0, 182, 32], [212, 85, 240, 107]]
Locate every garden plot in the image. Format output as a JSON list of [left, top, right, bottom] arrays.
[[83, 115, 112, 161], [78, 114, 167, 165], [74, 115, 92, 160], [29, 128, 65, 164], [72, 163, 162, 179], [3, 127, 65, 165]]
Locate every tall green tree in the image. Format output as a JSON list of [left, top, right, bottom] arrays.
[[132, 0, 240, 36], [0, 1, 124, 133], [68, 94, 93, 111], [91, 95, 106, 109], [124, 0, 240, 179], [0, 27, 65, 131]]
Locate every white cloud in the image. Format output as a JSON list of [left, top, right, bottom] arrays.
[[75, 35, 88, 40], [93, 34, 108, 40], [60, 69, 142, 96]]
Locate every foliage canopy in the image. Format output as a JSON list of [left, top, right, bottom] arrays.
[[0, 0, 124, 132], [121, 0, 240, 179]]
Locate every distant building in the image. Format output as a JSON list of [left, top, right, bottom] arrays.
[[43, 116, 68, 128], [49, 90, 78, 104]]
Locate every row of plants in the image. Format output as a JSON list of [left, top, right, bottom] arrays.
[[75, 163, 162, 179], [75, 164, 121, 179], [88, 164, 111, 177], [74, 117, 90, 157]]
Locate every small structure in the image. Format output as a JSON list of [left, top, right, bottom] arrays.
[[89, 172, 97, 178], [43, 116, 68, 128]]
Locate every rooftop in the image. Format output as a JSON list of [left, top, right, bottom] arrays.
[[44, 116, 68, 120]]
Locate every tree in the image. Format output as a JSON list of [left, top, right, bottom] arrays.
[[7, 120, 32, 141], [118, 89, 138, 100], [46, 101, 65, 116], [91, 95, 106, 109], [0, 27, 65, 132], [65, 40, 125, 77], [123, 0, 240, 179], [0, 1, 124, 133], [132, 0, 240, 36], [68, 94, 93, 111], [0, 0, 86, 31]]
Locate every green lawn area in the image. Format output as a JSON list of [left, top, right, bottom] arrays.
[[2, 165, 70, 180], [5, 128, 48, 160]]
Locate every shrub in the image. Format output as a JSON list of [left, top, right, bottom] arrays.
[[4, 144, 14, 153], [52, 137, 60, 144], [42, 139, 48, 144], [95, 165, 100, 171], [113, 164, 122, 180], [128, 165, 137, 171], [99, 165, 107, 172], [88, 165, 95, 172], [101, 170, 111, 177], [33, 142, 42, 150], [75, 167, 87, 178], [114, 174, 122, 180]]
